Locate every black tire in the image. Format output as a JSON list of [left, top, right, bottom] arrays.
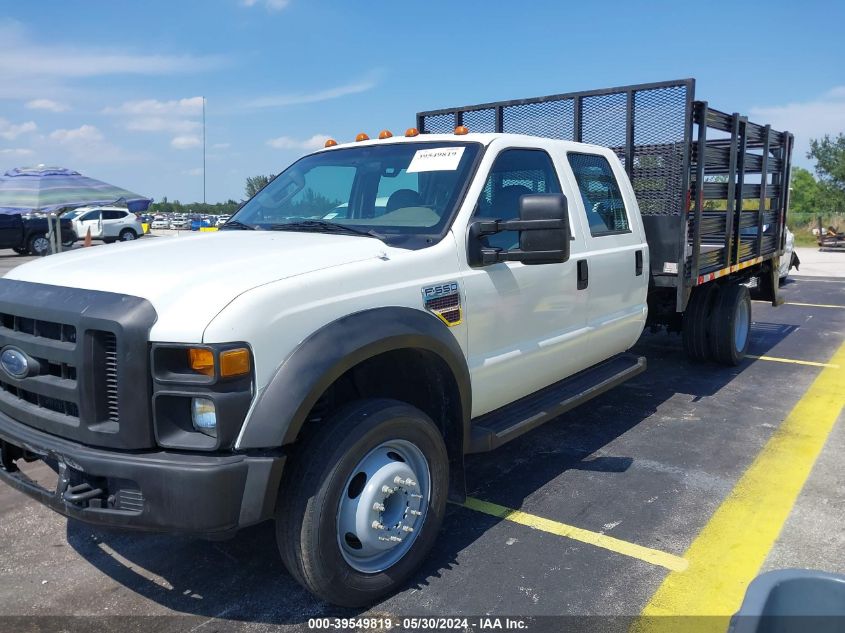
[[276, 398, 449, 607], [709, 284, 751, 366], [682, 284, 717, 362], [119, 228, 137, 242], [62, 240, 75, 248], [12, 247, 28, 256], [27, 233, 50, 256]]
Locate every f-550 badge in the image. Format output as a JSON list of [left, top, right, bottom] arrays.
[[421, 281, 462, 326]]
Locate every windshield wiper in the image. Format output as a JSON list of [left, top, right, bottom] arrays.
[[267, 220, 382, 239], [219, 220, 256, 230]]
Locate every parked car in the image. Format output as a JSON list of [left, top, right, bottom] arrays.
[[779, 226, 800, 282], [216, 215, 231, 226], [0, 213, 77, 256], [170, 215, 189, 229], [69, 206, 144, 243], [151, 216, 171, 230]]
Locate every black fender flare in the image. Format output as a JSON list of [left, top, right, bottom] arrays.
[[237, 307, 472, 451]]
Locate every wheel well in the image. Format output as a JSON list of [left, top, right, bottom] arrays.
[[300, 348, 466, 501]]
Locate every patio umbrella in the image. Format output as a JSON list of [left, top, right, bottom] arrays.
[[0, 165, 152, 215]]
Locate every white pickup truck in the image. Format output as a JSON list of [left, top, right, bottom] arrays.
[[0, 80, 791, 606]]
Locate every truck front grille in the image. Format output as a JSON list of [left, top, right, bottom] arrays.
[[0, 280, 158, 449]]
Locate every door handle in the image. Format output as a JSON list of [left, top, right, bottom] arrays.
[[577, 259, 588, 290], [635, 250, 643, 276]]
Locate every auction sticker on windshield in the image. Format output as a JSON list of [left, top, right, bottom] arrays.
[[407, 147, 465, 173]]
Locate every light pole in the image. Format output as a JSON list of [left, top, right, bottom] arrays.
[[202, 96, 207, 205]]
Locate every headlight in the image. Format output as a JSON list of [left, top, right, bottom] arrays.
[[191, 397, 217, 436]]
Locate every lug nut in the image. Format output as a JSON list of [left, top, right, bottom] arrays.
[[411, 493, 423, 499], [382, 485, 396, 494], [408, 509, 422, 516], [388, 535, 402, 543], [372, 502, 385, 512], [401, 525, 414, 533], [394, 476, 406, 486], [372, 521, 385, 530]]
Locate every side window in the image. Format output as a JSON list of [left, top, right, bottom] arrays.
[[476, 149, 562, 250], [102, 210, 125, 220], [567, 153, 629, 236], [80, 211, 100, 221]]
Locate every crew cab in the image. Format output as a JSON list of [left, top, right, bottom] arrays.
[[0, 213, 77, 256], [0, 79, 791, 607]]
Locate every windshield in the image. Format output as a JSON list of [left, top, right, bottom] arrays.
[[230, 141, 481, 244]]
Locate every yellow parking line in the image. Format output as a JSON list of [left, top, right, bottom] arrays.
[[747, 354, 840, 369], [462, 497, 688, 572], [637, 340, 845, 625]]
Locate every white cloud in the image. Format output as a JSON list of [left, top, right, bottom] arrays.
[[241, 0, 290, 11], [246, 75, 379, 109], [0, 148, 34, 156], [750, 87, 845, 166], [171, 135, 202, 150], [267, 134, 332, 150], [25, 98, 68, 112], [183, 167, 204, 176], [0, 119, 37, 140], [0, 20, 224, 101], [50, 124, 104, 145], [104, 96, 204, 134]]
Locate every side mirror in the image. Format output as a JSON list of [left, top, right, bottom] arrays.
[[468, 193, 570, 267]]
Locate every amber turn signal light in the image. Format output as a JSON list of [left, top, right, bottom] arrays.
[[324, 138, 338, 148], [188, 348, 215, 376], [220, 348, 251, 378], [355, 132, 369, 142], [378, 129, 393, 139], [454, 125, 469, 135], [405, 127, 420, 137]]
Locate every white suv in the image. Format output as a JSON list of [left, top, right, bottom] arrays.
[[71, 206, 145, 243]]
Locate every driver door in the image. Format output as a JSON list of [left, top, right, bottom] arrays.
[[460, 148, 592, 417]]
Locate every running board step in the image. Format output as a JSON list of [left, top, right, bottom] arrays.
[[469, 353, 646, 453]]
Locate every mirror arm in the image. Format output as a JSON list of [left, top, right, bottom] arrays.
[[480, 247, 567, 265], [477, 218, 566, 235]]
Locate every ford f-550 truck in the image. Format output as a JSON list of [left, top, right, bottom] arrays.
[[0, 79, 791, 606]]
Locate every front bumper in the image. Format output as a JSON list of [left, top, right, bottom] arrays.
[[0, 408, 284, 535]]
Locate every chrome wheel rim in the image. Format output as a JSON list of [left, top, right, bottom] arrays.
[[734, 297, 749, 352], [33, 237, 50, 254], [336, 439, 430, 573], [121, 232, 135, 241]]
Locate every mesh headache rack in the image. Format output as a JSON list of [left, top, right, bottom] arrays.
[[416, 79, 793, 312]]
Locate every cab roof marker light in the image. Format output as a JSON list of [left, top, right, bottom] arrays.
[[378, 130, 393, 139], [405, 128, 420, 137], [355, 133, 369, 142], [324, 138, 338, 148], [454, 125, 469, 135]]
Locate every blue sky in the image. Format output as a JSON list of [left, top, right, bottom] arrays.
[[0, 0, 842, 203]]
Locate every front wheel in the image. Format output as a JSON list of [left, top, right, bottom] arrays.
[[275, 399, 449, 607], [119, 228, 137, 242]]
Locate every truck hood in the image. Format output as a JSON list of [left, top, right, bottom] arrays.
[[4, 231, 391, 341]]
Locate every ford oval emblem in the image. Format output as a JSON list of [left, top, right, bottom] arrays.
[[0, 347, 29, 379]]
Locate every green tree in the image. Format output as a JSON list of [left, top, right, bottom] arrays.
[[789, 167, 821, 215], [807, 134, 845, 214], [245, 174, 274, 199]]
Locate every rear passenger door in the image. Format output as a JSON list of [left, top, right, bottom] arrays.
[[101, 210, 127, 237], [563, 152, 648, 365]]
